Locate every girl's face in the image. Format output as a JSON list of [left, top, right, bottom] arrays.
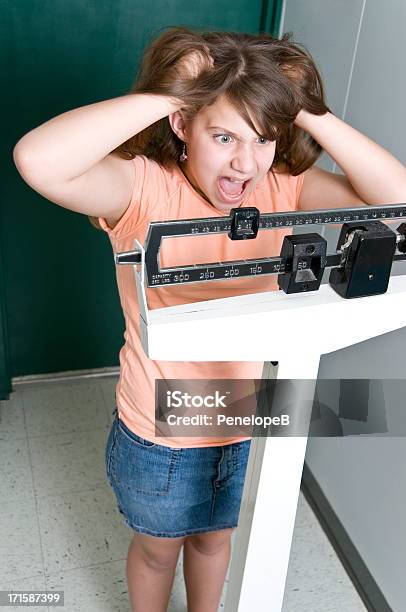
[[176, 96, 277, 214]]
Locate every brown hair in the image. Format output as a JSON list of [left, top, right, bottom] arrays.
[[89, 26, 329, 229]]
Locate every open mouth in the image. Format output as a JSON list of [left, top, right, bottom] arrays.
[[217, 177, 251, 203]]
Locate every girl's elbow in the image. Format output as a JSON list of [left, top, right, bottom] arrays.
[[13, 139, 34, 176], [13, 139, 45, 184]]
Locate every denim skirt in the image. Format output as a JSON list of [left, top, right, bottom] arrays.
[[105, 409, 251, 538]]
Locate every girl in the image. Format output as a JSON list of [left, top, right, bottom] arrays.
[[13, 26, 406, 612]]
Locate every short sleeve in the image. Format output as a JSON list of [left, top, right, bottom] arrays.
[[98, 155, 166, 240]]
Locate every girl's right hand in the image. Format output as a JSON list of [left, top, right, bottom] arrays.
[[175, 48, 214, 81], [162, 48, 214, 113], [135, 30, 215, 111]]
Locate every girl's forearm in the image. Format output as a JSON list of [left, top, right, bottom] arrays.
[[13, 93, 182, 183], [296, 110, 406, 204]]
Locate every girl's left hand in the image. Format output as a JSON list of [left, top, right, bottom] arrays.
[[280, 61, 330, 126], [293, 108, 327, 131], [293, 108, 307, 129]]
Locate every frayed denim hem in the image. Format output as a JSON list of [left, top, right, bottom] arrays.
[[123, 518, 237, 538]]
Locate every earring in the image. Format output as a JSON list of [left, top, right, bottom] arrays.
[[179, 142, 188, 162]]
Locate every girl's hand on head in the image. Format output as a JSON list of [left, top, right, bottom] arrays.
[[175, 48, 214, 81], [167, 47, 215, 113], [293, 108, 305, 128], [293, 108, 315, 130], [280, 60, 330, 124], [135, 29, 215, 112]]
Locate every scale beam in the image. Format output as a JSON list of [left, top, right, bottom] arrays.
[[115, 204, 406, 294]]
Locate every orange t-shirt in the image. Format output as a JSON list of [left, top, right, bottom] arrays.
[[99, 155, 305, 448]]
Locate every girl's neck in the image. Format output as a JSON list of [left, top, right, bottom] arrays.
[[177, 163, 212, 205]]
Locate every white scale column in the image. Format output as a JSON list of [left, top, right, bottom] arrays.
[[136, 273, 406, 612]]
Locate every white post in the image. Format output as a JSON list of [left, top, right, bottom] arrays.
[[224, 356, 320, 612]]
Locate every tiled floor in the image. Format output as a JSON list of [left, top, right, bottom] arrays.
[[0, 376, 367, 611]]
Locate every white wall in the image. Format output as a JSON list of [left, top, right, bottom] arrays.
[[281, 2, 406, 610]]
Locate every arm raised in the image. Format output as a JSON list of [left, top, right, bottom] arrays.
[[296, 110, 406, 211], [13, 93, 182, 222]]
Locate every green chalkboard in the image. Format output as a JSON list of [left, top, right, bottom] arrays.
[[1, 0, 282, 398]]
